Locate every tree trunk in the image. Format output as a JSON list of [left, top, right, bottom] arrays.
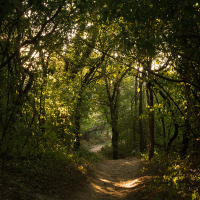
[[146, 57, 154, 160], [154, 91, 166, 148], [147, 82, 154, 160], [73, 97, 82, 150], [111, 119, 119, 159], [110, 86, 120, 159], [133, 74, 138, 148], [167, 122, 179, 153], [139, 72, 144, 153], [104, 68, 130, 159]]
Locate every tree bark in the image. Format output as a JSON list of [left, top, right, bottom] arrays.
[[146, 58, 154, 160], [111, 87, 120, 159], [111, 117, 119, 159], [167, 122, 179, 153], [105, 76, 120, 159], [133, 74, 138, 148], [73, 97, 82, 150], [139, 72, 144, 153], [104, 67, 131, 159]]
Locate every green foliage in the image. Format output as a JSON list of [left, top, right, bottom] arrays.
[[141, 151, 200, 199], [1, 1, 200, 198]]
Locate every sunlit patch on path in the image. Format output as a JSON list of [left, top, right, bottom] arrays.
[[32, 154, 153, 200], [82, 158, 153, 200]]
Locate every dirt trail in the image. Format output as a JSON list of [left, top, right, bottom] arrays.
[[66, 158, 152, 200], [89, 144, 105, 153], [35, 145, 153, 200], [65, 144, 152, 200]]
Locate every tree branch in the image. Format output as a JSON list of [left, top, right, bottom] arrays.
[[0, 4, 64, 70]]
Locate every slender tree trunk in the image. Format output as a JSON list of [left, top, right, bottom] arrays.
[[182, 131, 190, 153], [104, 67, 130, 159], [139, 72, 144, 152], [73, 96, 82, 150], [154, 91, 166, 148], [105, 76, 120, 159], [133, 74, 138, 148], [147, 82, 154, 160], [111, 115, 119, 159], [167, 122, 179, 153], [146, 57, 154, 160], [110, 86, 120, 159]]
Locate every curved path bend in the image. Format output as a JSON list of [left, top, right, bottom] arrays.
[[35, 144, 153, 200]]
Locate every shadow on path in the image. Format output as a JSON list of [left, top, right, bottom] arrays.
[[67, 157, 153, 200], [33, 145, 154, 200]]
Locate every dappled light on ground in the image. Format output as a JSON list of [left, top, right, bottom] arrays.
[[117, 179, 140, 188], [80, 157, 154, 200], [89, 175, 153, 199], [97, 177, 141, 189]]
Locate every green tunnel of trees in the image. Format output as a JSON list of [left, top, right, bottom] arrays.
[[0, 0, 200, 161]]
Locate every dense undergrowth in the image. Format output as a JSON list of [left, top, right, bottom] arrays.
[[0, 132, 107, 199], [0, 146, 100, 200], [141, 151, 200, 200], [1, 138, 200, 200]]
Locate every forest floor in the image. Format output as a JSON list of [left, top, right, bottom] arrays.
[[34, 144, 155, 200], [1, 144, 156, 200], [65, 158, 153, 200]]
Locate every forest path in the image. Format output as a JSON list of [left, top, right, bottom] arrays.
[[89, 143, 108, 153], [35, 145, 153, 200], [67, 158, 152, 200], [65, 144, 153, 200]]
